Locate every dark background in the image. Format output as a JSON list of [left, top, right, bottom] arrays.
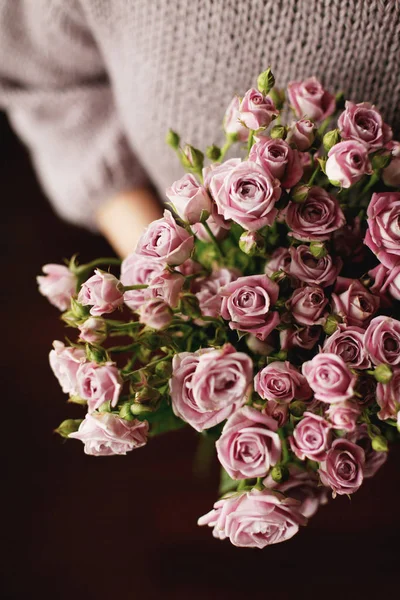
[[1, 113, 399, 600]]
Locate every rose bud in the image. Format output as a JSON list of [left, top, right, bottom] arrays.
[[369, 263, 400, 303], [376, 367, 400, 420], [144, 269, 185, 308], [383, 141, 400, 187], [285, 186, 345, 241], [223, 96, 249, 142], [198, 488, 306, 548], [331, 277, 380, 328], [338, 101, 392, 151], [239, 88, 279, 130], [286, 119, 316, 151], [322, 128, 341, 152], [302, 353, 356, 403], [287, 77, 335, 122], [347, 424, 387, 478], [78, 317, 107, 344], [139, 298, 173, 330], [166, 173, 212, 224], [257, 67, 275, 95], [193, 267, 239, 318], [239, 230, 266, 256], [319, 439, 365, 496], [249, 138, 303, 188], [364, 316, 400, 367], [78, 270, 124, 316], [49, 340, 86, 395], [280, 326, 321, 351], [326, 140, 372, 188], [286, 286, 328, 326], [364, 192, 400, 269], [322, 325, 371, 369], [37, 263, 77, 311], [69, 413, 148, 456], [255, 361, 312, 404], [262, 400, 289, 428], [120, 254, 164, 311], [289, 245, 343, 287], [327, 401, 360, 432], [290, 413, 332, 461], [76, 361, 122, 412]]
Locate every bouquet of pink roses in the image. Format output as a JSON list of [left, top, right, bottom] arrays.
[[38, 68, 400, 549]]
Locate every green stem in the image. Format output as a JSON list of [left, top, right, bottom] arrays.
[[202, 221, 225, 257], [308, 163, 321, 186], [247, 130, 255, 156], [237, 479, 249, 491], [278, 428, 290, 464], [219, 138, 234, 161], [254, 477, 265, 491], [122, 284, 148, 291], [318, 115, 333, 136], [360, 172, 379, 198], [74, 257, 122, 275], [124, 354, 172, 376]]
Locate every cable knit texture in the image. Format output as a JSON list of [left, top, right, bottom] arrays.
[[0, 0, 399, 229]]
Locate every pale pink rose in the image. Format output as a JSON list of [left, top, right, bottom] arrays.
[[216, 406, 281, 479], [249, 138, 303, 188], [264, 247, 291, 277], [287, 77, 335, 122], [77, 362, 122, 412], [286, 286, 328, 326], [331, 278, 380, 328], [135, 210, 194, 266], [338, 101, 392, 151], [49, 340, 86, 395], [239, 88, 279, 130], [332, 218, 365, 263], [286, 119, 316, 151], [347, 424, 387, 478], [37, 263, 77, 311], [376, 368, 400, 420], [327, 401, 360, 432], [383, 141, 400, 187], [170, 344, 253, 432], [319, 439, 365, 496], [302, 353, 356, 403], [369, 263, 400, 303], [144, 270, 185, 308], [322, 325, 371, 369], [326, 140, 372, 188], [224, 96, 249, 141], [166, 173, 212, 224], [364, 316, 400, 366], [208, 159, 281, 231], [290, 412, 332, 461], [286, 187, 346, 241], [262, 400, 289, 428], [120, 253, 164, 311], [280, 326, 321, 351], [139, 298, 173, 330], [255, 361, 312, 404], [78, 270, 124, 316], [220, 274, 280, 341], [191, 211, 231, 243], [289, 245, 342, 287], [175, 258, 203, 277], [69, 413, 148, 456], [194, 267, 239, 318], [198, 488, 306, 548], [365, 192, 400, 269], [78, 317, 107, 344]]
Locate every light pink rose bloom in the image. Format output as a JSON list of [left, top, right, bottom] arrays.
[[322, 325, 371, 370], [376, 368, 400, 420], [326, 140, 372, 188], [69, 413, 148, 456], [286, 187, 346, 241], [383, 141, 400, 187], [332, 217, 365, 263], [286, 286, 328, 326], [280, 326, 321, 351], [135, 210, 194, 266], [224, 96, 249, 142], [239, 88, 279, 130], [287, 77, 335, 122], [221, 274, 280, 341], [78, 317, 107, 345], [139, 298, 173, 330], [198, 488, 306, 548], [369, 263, 400, 303], [208, 159, 281, 231], [302, 353, 356, 403], [347, 424, 387, 478], [166, 173, 212, 224], [255, 361, 312, 404], [290, 412, 332, 461], [170, 344, 253, 432], [77, 362, 122, 412], [249, 138, 303, 188], [191, 210, 231, 243], [286, 118, 316, 151], [327, 401, 360, 432], [365, 192, 400, 269], [331, 277, 380, 328], [364, 316, 400, 366], [262, 400, 289, 428], [49, 340, 86, 395], [37, 263, 77, 311], [144, 269, 185, 308], [319, 439, 365, 496], [216, 406, 281, 479], [120, 253, 164, 311], [338, 101, 392, 151], [78, 270, 124, 316], [289, 245, 342, 287], [194, 267, 239, 318], [264, 247, 291, 277], [175, 258, 203, 277]]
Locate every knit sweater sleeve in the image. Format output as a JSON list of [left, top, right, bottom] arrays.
[[0, 0, 149, 230]]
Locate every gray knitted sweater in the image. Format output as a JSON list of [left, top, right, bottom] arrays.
[[0, 0, 399, 229]]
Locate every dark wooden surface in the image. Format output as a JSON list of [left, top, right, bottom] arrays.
[[1, 115, 399, 600]]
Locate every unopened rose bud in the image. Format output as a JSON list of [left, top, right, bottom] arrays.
[[317, 157, 327, 174], [373, 363, 393, 384], [206, 144, 222, 161], [268, 87, 285, 111], [55, 418, 82, 438], [371, 152, 391, 172], [257, 67, 275, 96], [291, 184, 310, 203], [154, 360, 173, 378], [323, 314, 341, 335], [323, 128, 341, 152], [180, 293, 202, 318], [166, 129, 180, 149], [134, 386, 161, 404], [270, 464, 289, 483], [289, 400, 307, 418], [270, 125, 287, 140], [85, 344, 108, 364], [119, 401, 135, 421], [239, 231, 266, 256], [183, 144, 204, 171], [79, 317, 107, 344], [70, 297, 91, 321], [310, 241, 327, 259], [371, 435, 389, 452]]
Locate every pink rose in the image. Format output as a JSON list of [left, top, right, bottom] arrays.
[[347, 424, 387, 478], [365, 192, 400, 269], [369, 263, 400, 303], [139, 298, 173, 330], [69, 413, 148, 456], [327, 401, 360, 432], [290, 412, 332, 461], [223, 96, 249, 142], [76, 362, 122, 412], [287, 77, 335, 122], [78, 270, 124, 316], [175, 258, 203, 277], [220, 274, 280, 341], [286, 118, 316, 151], [319, 439, 365, 496], [302, 353, 356, 403], [280, 326, 321, 351], [338, 101, 392, 151], [120, 254, 164, 311], [198, 488, 306, 548], [216, 406, 281, 479], [239, 88, 279, 130], [262, 400, 289, 428], [135, 210, 194, 266], [208, 159, 281, 231], [331, 278, 380, 328], [264, 247, 291, 277], [194, 267, 239, 318], [166, 174, 212, 224], [78, 317, 107, 345], [144, 270, 185, 308], [286, 286, 328, 326], [289, 245, 342, 287], [364, 316, 400, 366], [37, 263, 77, 311], [322, 325, 371, 370], [191, 211, 231, 243], [170, 344, 253, 432], [376, 368, 400, 420], [254, 361, 312, 404], [249, 138, 303, 188], [49, 340, 86, 395], [326, 140, 372, 188], [383, 141, 400, 187], [286, 187, 346, 241]]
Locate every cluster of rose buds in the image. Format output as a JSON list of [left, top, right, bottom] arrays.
[[38, 68, 399, 549]]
